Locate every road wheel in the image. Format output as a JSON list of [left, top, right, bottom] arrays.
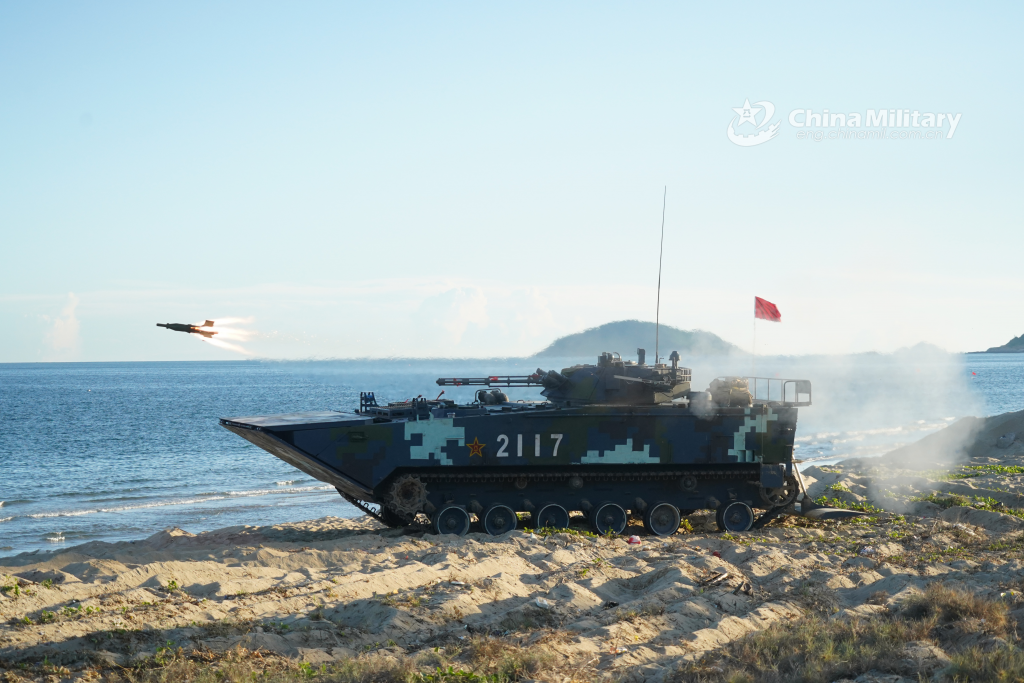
[[530, 504, 569, 530], [716, 502, 754, 532], [433, 505, 471, 536], [482, 504, 518, 536], [591, 503, 628, 536], [643, 503, 681, 537]]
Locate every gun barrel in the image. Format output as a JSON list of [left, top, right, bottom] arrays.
[[435, 376, 543, 387]]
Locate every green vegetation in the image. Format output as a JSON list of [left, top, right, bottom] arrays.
[[462, 635, 558, 681], [909, 492, 1024, 519], [812, 495, 882, 514], [612, 601, 665, 624], [108, 634, 565, 683], [827, 483, 851, 493], [966, 464, 1024, 475], [722, 532, 762, 546], [989, 536, 1024, 553], [922, 464, 1024, 481], [380, 590, 423, 609], [154, 643, 179, 667], [920, 547, 971, 563], [676, 583, 1022, 682], [922, 468, 983, 481], [165, 579, 180, 592], [520, 526, 597, 539], [419, 667, 494, 682], [910, 492, 970, 508]]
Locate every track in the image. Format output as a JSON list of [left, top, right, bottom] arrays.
[[338, 466, 790, 533], [336, 488, 391, 526]]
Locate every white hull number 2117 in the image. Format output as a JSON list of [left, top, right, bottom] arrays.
[[495, 434, 564, 458]]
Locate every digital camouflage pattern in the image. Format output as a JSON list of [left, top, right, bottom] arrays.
[[220, 352, 811, 535]]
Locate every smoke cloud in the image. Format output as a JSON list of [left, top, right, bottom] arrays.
[[679, 343, 985, 466]]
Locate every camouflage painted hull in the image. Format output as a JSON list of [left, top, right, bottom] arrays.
[[220, 401, 798, 531]]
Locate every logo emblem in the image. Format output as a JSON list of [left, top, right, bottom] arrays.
[[727, 99, 780, 147], [466, 437, 486, 457]]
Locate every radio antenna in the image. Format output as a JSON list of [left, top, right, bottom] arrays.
[[655, 186, 667, 365]]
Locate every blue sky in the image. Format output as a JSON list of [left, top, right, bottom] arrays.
[[1, 2, 1021, 361]]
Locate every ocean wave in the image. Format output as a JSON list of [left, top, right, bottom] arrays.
[[276, 481, 296, 486], [225, 485, 333, 497], [23, 485, 337, 520], [26, 509, 97, 519], [26, 496, 230, 519], [0, 517, 12, 523]]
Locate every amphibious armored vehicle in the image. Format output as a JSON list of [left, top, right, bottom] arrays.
[[220, 351, 812, 536]]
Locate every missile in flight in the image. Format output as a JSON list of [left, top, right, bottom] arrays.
[[156, 320, 218, 339]]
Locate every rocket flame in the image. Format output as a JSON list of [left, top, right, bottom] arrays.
[[197, 317, 256, 355]]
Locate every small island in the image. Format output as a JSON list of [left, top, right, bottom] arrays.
[[532, 319, 739, 358], [972, 333, 1024, 354]]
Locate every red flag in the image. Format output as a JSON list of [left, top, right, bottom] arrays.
[[754, 296, 781, 322]]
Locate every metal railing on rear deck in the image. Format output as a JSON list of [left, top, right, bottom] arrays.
[[741, 377, 812, 406]]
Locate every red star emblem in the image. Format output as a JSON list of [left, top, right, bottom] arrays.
[[466, 437, 485, 457]]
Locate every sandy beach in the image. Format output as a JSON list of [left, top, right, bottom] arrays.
[[4, 412, 1024, 682]]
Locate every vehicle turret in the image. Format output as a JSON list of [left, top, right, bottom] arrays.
[[436, 348, 692, 406]]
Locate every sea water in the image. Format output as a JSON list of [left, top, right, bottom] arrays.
[[1, 354, 1021, 556]]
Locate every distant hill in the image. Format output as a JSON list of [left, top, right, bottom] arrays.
[[532, 320, 740, 359], [891, 342, 952, 358], [980, 334, 1024, 354]]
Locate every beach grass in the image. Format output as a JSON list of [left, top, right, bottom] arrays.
[[675, 583, 1022, 683]]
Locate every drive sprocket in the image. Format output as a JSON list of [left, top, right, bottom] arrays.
[[387, 474, 429, 517]]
